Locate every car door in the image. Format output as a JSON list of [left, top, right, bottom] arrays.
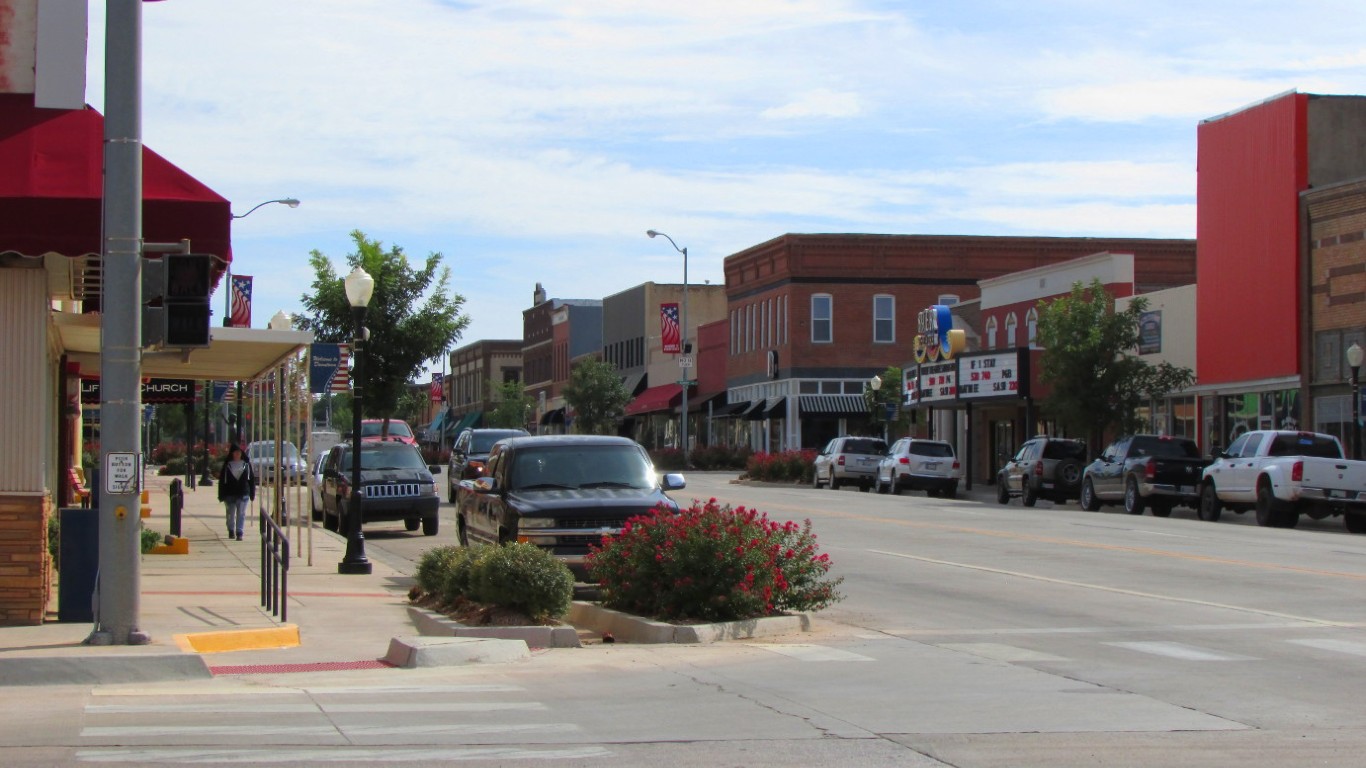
[[1002, 442, 1030, 488], [1220, 432, 1263, 502], [321, 448, 339, 516], [882, 439, 907, 483], [463, 443, 504, 546], [1089, 438, 1128, 502], [814, 440, 836, 483]]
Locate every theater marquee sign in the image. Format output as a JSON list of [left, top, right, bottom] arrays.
[[903, 350, 1029, 406]]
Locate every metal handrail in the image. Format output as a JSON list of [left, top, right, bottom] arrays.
[[260, 508, 290, 621]]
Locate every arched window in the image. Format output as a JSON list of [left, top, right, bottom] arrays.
[[1006, 313, 1018, 347], [985, 316, 998, 349], [1026, 307, 1039, 346]]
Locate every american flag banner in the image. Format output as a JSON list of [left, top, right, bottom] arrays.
[[229, 275, 253, 328], [332, 344, 351, 393], [660, 302, 681, 354], [430, 372, 445, 403]]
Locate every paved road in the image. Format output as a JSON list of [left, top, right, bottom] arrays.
[[5, 472, 1366, 767]]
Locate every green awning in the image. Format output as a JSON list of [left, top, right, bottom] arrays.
[[447, 411, 481, 438]]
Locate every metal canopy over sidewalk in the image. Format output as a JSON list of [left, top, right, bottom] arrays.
[[53, 313, 312, 381]]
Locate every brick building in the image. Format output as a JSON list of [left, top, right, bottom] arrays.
[[522, 284, 601, 434], [435, 339, 523, 439]]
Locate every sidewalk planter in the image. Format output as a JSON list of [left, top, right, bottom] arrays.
[[568, 601, 811, 644], [148, 536, 190, 555], [407, 605, 582, 648]]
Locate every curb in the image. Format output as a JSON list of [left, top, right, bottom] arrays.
[[0, 653, 211, 686], [174, 625, 300, 654], [382, 635, 531, 668], [407, 606, 582, 648], [568, 601, 811, 644]]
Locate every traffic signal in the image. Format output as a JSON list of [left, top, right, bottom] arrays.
[[142, 254, 213, 348]]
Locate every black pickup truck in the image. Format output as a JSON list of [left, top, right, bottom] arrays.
[[1079, 434, 1209, 516]]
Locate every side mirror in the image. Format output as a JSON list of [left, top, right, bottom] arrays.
[[472, 476, 497, 494], [662, 472, 686, 491], [428, 465, 442, 474]]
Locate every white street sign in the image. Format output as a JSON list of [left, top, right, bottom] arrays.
[[678, 355, 694, 368], [105, 452, 140, 495]]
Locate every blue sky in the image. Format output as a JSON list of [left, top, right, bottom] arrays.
[[83, 1, 1366, 375]]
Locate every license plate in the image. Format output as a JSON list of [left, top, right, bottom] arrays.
[[923, 462, 939, 470], [1331, 489, 1349, 499]]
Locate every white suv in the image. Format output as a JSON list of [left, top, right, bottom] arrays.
[[875, 438, 960, 497]]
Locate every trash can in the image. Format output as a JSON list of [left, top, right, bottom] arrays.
[[57, 506, 99, 623]]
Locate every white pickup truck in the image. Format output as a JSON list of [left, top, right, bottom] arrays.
[[1197, 430, 1366, 532]]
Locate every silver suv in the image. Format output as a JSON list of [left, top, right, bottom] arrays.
[[875, 438, 960, 497], [812, 436, 888, 492], [997, 436, 1087, 506]]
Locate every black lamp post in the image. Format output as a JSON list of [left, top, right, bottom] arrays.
[[339, 265, 374, 575], [1348, 342, 1363, 461], [868, 374, 892, 442]]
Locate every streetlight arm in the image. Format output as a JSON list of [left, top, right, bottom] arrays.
[[232, 198, 301, 219]]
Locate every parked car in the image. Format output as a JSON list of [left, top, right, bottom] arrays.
[[247, 440, 308, 486], [1198, 430, 1366, 530], [309, 451, 327, 520], [320, 441, 442, 536], [996, 436, 1088, 506], [875, 438, 961, 497], [357, 418, 419, 446], [812, 436, 888, 492], [447, 427, 530, 502], [456, 435, 684, 580], [1080, 434, 1208, 516]]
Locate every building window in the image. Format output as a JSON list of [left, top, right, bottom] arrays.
[[1026, 308, 1038, 347], [986, 316, 998, 349], [1006, 313, 1018, 347], [780, 296, 787, 345], [873, 295, 894, 343], [747, 303, 755, 352], [811, 294, 832, 343], [730, 310, 738, 355]]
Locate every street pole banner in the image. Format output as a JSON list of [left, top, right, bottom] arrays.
[[661, 302, 681, 354], [211, 381, 231, 402], [229, 275, 253, 328], [310, 343, 345, 394], [430, 372, 444, 403]]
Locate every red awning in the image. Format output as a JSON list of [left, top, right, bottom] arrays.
[[624, 383, 682, 417], [0, 94, 232, 297]]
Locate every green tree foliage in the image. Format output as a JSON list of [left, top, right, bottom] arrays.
[[862, 365, 905, 437], [1035, 279, 1195, 451], [562, 358, 630, 435], [296, 231, 470, 431], [487, 379, 534, 429]]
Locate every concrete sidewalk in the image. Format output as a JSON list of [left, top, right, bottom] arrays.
[[0, 471, 419, 685]]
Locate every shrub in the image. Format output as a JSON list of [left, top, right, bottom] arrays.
[[690, 445, 753, 471], [650, 448, 686, 471], [414, 545, 464, 595], [587, 498, 843, 623], [140, 526, 162, 554], [438, 546, 485, 604], [158, 457, 187, 476], [744, 450, 817, 483], [468, 543, 574, 622]]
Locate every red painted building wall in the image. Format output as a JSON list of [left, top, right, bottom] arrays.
[[1196, 93, 1308, 385]]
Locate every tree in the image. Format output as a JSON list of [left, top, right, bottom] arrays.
[[487, 379, 535, 429], [863, 365, 906, 438], [1035, 278, 1195, 452], [562, 359, 630, 435], [295, 231, 470, 434]]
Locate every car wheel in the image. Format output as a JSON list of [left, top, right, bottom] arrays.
[[812, 468, 823, 489], [996, 477, 1009, 505], [1255, 480, 1297, 528], [311, 502, 322, 522], [829, 473, 841, 491], [1345, 514, 1366, 534], [944, 483, 958, 499], [1151, 501, 1174, 518], [1080, 479, 1101, 512], [447, 484, 456, 504], [1056, 459, 1083, 487], [859, 482, 871, 493], [404, 518, 420, 532], [1198, 483, 1222, 522], [875, 474, 888, 494], [422, 516, 439, 536], [323, 507, 338, 532], [1022, 479, 1038, 507], [1124, 478, 1146, 515], [926, 487, 940, 498]]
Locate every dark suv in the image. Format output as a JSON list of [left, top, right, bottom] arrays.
[[456, 435, 684, 580], [997, 437, 1088, 507], [320, 441, 442, 535], [446, 427, 530, 502]]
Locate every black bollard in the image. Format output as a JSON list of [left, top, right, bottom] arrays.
[[169, 478, 184, 538]]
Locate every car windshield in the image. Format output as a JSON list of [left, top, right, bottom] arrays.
[[248, 442, 299, 461], [1268, 434, 1343, 459], [509, 445, 654, 491], [1043, 441, 1086, 461], [842, 439, 887, 455], [472, 431, 526, 453], [361, 421, 413, 438], [338, 443, 428, 470], [909, 442, 953, 458], [1137, 438, 1201, 459]]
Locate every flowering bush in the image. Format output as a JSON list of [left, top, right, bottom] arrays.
[[744, 450, 817, 483], [689, 445, 753, 471], [587, 498, 843, 622]]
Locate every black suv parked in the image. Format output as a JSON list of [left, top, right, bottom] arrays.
[[455, 435, 685, 580], [996, 437, 1088, 506], [446, 427, 530, 502]]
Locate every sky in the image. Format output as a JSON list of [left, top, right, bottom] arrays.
[[82, 1, 1366, 377]]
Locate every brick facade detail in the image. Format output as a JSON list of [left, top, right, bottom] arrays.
[[0, 494, 51, 626]]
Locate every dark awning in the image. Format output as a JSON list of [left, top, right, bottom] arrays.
[[711, 401, 751, 417], [620, 371, 647, 397], [746, 397, 786, 421], [799, 394, 868, 415], [624, 383, 682, 416], [540, 407, 565, 425], [0, 94, 233, 306]]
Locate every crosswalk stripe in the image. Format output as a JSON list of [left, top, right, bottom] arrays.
[[1105, 641, 1256, 661], [87, 702, 546, 715], [341, 723, 579, 736], [751, 644, 874, 662], [937, 642, 1067, 662], [301, 684, 523, 694], [75, 746, 613, 763], [82, 725, 338, 738], [1287, 638, 1366, 656]]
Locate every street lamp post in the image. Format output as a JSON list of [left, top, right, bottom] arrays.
[[1348, 342, 1363, 461], [647, 230, 690, 464], [339, 266, 374, 575], [868, 375, 889, 442]]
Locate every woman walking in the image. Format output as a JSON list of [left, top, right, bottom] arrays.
[[217, 444, 256, 540]]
